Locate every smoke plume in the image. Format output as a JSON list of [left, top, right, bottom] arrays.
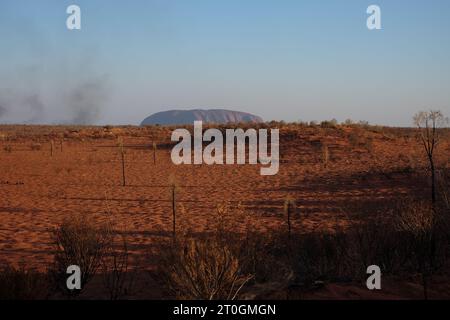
[[0, 104, 6, 119], [67, 77, 108, 125], [24, 94, 46, 123]]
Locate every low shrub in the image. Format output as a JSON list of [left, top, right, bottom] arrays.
[[0, 265, 48, 300], [49, 214, 113, 297], [159, 237, 253, 300]]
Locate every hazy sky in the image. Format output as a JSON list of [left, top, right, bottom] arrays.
[[0, 0, 449, 126]]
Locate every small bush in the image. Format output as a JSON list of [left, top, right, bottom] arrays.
[[3, 145, 12, 153], [0, 265, 48, 300], [49, 214, 112, 296], [364, 137, 374, 152], [437, 169, 450, 213], [320, 119, 338, 128], [343, 119, 354, 126], [157, 204, 256, 300], [290, 232, 351, 285], [348, 131, 361, 148], [101, 234, 137, 300], [30, 143, 42, 151], [393, 200, 444, 299], [349, 216, 408, 277], [160, 238, 253, 300]]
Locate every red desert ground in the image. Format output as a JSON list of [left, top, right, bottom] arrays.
[[0, 119, 449, 299]]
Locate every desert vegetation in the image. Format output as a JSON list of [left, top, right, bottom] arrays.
[[0, 113, 449, 300], [48, 214, 113, 297]]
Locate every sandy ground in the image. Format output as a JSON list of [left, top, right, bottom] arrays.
[[0, 124, 449, 299]]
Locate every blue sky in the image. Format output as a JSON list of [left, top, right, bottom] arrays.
[[0, 0, 449, 126]]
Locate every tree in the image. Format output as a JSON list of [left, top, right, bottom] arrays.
[[413, 110, 448, 205]]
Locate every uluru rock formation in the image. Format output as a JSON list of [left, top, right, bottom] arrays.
[[140, 109, 263, 126]]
